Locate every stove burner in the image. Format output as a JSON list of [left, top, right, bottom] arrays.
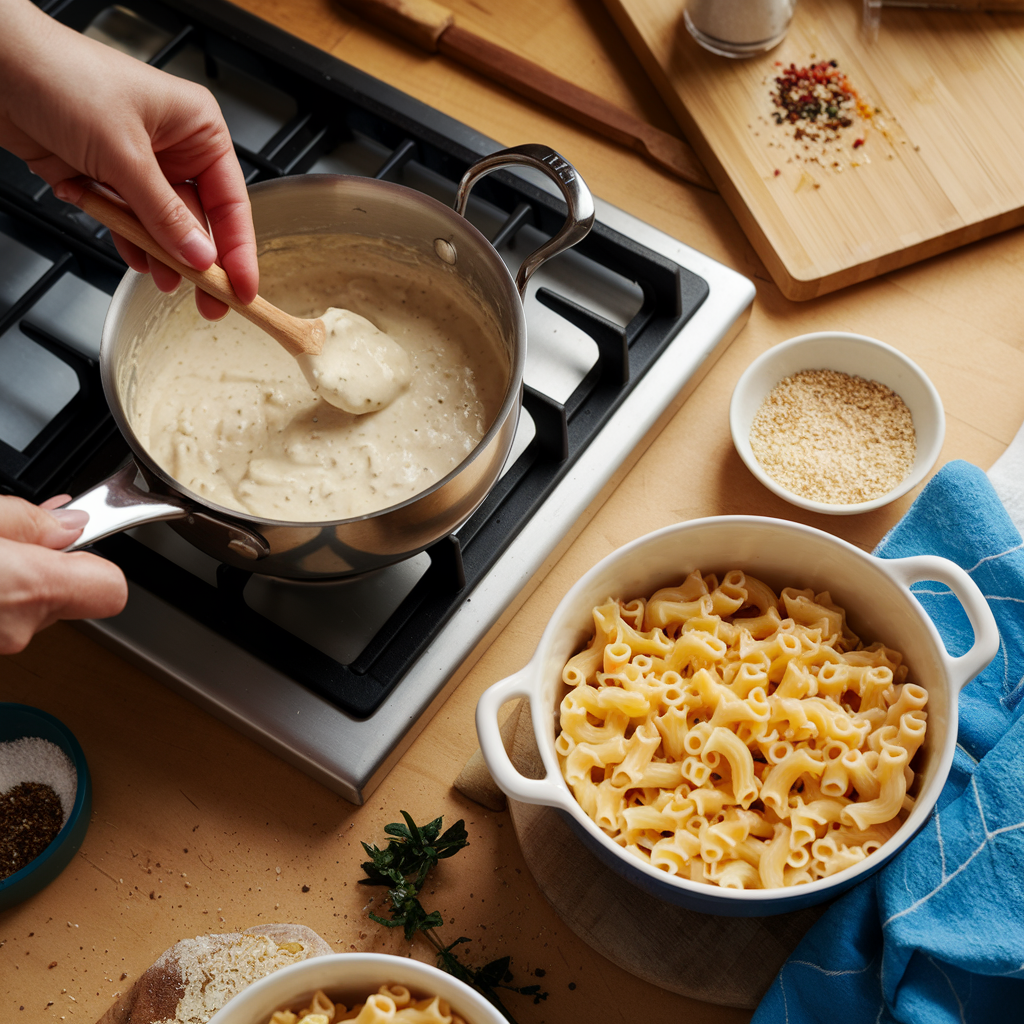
[[0, 0, 753, 800]]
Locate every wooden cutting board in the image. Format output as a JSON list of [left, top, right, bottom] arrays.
[[602, 0, 1024, 299]]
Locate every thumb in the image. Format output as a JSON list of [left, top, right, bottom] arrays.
[[0, 495, 90, 549]]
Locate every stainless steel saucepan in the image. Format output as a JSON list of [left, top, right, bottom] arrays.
[[62, 145, 595, 579]]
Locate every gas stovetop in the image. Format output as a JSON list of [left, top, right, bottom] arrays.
[[1, 0, 754, 802]]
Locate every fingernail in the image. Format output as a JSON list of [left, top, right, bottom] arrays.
[[48, 508, 90, 530], [178, 228, 217, 270]]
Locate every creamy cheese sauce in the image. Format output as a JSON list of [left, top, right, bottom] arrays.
[[296, 306, 412, 414], [129, 236, 509, 523]]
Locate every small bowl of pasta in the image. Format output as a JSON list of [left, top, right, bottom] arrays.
[[206, 952, 506, 1024], [476, 516, 998, 915]]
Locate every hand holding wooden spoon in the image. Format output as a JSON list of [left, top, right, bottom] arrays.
[[75, 180, 411, 413]]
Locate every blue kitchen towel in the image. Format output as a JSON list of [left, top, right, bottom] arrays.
[[752, 460, 1024, 1024]]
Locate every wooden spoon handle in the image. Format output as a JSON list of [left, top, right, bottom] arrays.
[[74, 181, 322, 356]]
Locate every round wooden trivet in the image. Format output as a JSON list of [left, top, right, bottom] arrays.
[[504, 702, 829, 1010]]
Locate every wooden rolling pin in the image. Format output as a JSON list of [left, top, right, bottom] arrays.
[[336, 0, 715, 192]]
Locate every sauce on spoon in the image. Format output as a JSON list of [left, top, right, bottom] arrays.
[[296, 307, 412, 414]]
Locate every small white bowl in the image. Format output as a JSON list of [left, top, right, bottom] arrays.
[[207, 953, 506, 1024], [730, 332, 945, 515]]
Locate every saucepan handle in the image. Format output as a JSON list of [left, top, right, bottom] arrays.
[[475, 664, 578, 811], [455, 144, 596, 297], [60, 461, 191, 551], [884, 554, 1000, 691]]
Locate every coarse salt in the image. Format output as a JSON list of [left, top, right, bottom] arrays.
[[0, 737, 77, 824]]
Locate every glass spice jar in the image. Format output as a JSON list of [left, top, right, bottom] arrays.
[[684, 0, 797, 58]]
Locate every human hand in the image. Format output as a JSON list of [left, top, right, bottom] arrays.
[[0, 495, 127, 656], [0, 0, 257, 319]]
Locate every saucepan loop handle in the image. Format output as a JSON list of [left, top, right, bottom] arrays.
[[455, 144, 596, 298], [475, 665, 578, 811], [883, 554, 1000, 691]]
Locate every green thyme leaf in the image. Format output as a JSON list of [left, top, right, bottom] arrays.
[[359, 813, 547, 1023]]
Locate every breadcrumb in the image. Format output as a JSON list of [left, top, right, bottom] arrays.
[[749, 369, 915, 504]]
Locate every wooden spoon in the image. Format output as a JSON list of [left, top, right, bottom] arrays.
[[75, 180, 412, 413]]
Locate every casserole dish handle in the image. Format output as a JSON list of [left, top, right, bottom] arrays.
[[884, 554, 1000, 690], [475, 668, 579, 811]]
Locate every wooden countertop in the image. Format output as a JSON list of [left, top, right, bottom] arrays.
[[4, 1, 1024, 1021]]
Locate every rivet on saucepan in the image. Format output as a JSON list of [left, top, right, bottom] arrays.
[[228, 538, 260, 560], [433, 238, 457, 265]]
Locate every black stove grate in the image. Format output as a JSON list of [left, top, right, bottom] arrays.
[[0, 0, 709, 716]]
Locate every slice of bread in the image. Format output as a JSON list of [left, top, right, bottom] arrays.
[[95, 924, 333, 1024]]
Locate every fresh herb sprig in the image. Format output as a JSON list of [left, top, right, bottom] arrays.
[[359, 811, 547, 1022]]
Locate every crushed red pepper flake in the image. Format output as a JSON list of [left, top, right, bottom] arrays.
[[762, 57, 886, 177], [770, 59, 872, 131]]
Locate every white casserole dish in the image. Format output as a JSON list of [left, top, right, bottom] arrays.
[[476, 516, 998, 916]]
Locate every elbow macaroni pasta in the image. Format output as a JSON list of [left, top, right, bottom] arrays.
[[267, 985, 467, 1024], [555, 569, 927, 889]]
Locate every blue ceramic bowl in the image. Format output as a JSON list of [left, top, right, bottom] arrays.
[[0, 704, 92, 911]]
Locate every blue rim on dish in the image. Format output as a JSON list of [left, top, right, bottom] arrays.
[[0, 704, 92, 912]]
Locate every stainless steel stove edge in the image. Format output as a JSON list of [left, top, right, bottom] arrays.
[[78, 199, 755, 805]]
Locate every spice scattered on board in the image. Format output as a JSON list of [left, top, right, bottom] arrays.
[[755, 56, 907, 180], [749, 368, 916, 505], [771, 60, 874, 136], [0, 736, 77, 880]]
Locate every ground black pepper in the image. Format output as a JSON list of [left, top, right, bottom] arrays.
[[0, 781, 64, 879]]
